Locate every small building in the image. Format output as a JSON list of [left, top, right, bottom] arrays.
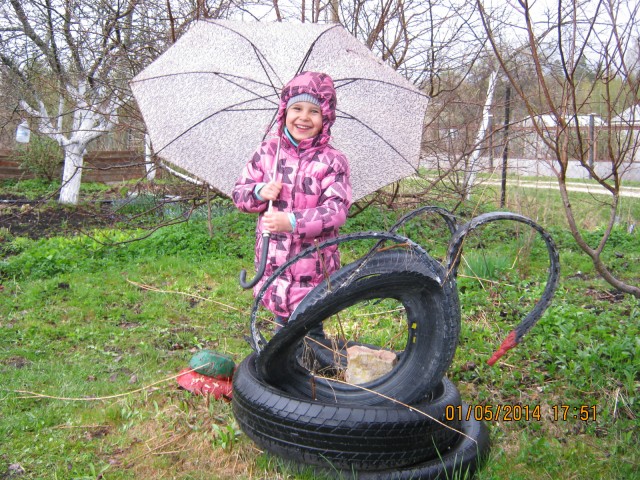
[[517, 113, 606, 160], [611, 105, 640, 125], [610, 105, 640, 163], [520, 113, 606, 128]]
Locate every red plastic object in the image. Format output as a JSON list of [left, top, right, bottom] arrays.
[[176, 368, 233, 400], [487, 330, 518, 366]]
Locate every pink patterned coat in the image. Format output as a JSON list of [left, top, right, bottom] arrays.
[[232, 72, 352, 318]]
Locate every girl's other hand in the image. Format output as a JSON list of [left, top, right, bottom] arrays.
[[263, 211, 293, 233]]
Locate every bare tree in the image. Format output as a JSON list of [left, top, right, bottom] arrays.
[[0, 0, 152, 204], [331, 1, 495, 206], [478, 0, 640, 297], [0, 0, 249, 204]]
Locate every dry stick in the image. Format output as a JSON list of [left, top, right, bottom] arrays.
[[311, 374, 477, 444], [456, 273, 515, 287], [304, 335, 347, 360], [460, 255, 487, 291], [383, 327, 406, 352], [53, 424, 110, 430], [152, 448, 195, 456], [613, 387, 620, 419], [619, 391, 636, 420], [144, 432, 185, 454], [14, 363, 218, 401], [304, 338, 472, 440], [353, 307, 405, 317], [127, 432, 191, 464], [126, 279, 244, 313], [610, 387, 635, 420]]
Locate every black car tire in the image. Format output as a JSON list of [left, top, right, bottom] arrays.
[[345, 407, 490, 479], [233, 353, 463, 471], [257, 248, 461, 406]]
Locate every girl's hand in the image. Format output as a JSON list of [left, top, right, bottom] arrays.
[[260, 181, 282, 201], [263, 211, 293, 233]]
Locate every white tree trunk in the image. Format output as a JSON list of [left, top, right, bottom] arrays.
[[58, 143, 86, 205], [465, 71, 498, 198], [145, 134, 156, 181]]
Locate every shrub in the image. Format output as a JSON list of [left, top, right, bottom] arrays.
[[13, 135, 63, 181]]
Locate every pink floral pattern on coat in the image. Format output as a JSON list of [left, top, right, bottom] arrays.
[[232, 72, 352, 317]]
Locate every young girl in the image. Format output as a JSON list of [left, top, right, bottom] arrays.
[[232, 71, 352, 330]]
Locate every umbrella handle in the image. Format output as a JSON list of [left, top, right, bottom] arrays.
[[240, 137, 281, 289], [239, 233, 271, 289]]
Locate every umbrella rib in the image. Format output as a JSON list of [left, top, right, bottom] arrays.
[[206, 20, 293, 140], [153, 97, 277, 155], [295, 24, 342, 76], [293, 27, 427, 167], [209, 20, 284, 98], [135, 71, 281, 140], [252, 45, 281, 98], [335, 110, 419, 174], [132, 71, 278, 100], [136, 69, 283, 155], [333, 77, 430, 99], [293, 24, 429, 100]]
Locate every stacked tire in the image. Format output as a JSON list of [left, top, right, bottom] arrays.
[[232, 248, 490, 479], [233, 209, 561, 478]]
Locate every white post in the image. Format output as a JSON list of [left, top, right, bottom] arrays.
[[466, 71, 498, 198], [588, 113, 595, 179], [144, 133, 156, 181]]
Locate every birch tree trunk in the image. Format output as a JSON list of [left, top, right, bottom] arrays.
[[59, 143, 86, 205]]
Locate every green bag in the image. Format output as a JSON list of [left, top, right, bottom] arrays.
[[189, 350, 235, 379]]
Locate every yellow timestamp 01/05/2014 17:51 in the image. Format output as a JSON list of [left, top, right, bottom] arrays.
[[444, 404, 598, 423]]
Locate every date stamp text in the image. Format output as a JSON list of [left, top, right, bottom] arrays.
[[445, 404, 598, 422]]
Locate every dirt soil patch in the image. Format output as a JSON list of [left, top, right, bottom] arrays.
[[0, 200, 119, 239], [0, 183, 211, 239]]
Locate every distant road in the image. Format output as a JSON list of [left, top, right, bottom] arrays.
[[478, 179, 640, 198], [422, 156, 640, 196]]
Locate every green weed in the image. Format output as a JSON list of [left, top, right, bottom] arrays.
[[0, 181, 639, 479]]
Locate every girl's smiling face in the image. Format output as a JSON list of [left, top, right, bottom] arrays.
[[285, 101, 323, 142]]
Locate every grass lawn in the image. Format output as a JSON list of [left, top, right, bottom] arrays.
[[0, 179, 638, 479]]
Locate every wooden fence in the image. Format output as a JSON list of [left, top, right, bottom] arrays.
[[0, 150, 157, 183]]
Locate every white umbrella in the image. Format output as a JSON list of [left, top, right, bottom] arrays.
[[130, 19, 429, 202]]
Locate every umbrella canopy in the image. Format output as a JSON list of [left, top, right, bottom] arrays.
[[131, 20, 429, 201]]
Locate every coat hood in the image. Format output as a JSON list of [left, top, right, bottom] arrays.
[[276, 71, 337, 148]]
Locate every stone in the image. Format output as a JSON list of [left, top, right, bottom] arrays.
[[345, 345, 397, 384]]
